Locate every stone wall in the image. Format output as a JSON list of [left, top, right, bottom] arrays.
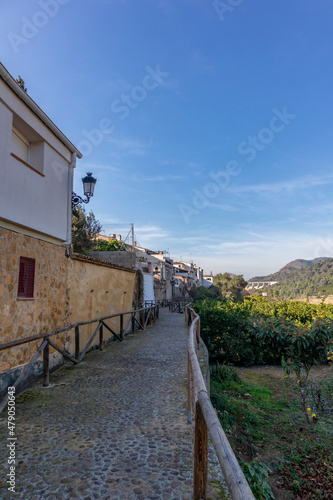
[[0, 227, 68, 377], [0, 231, 137, 393], [66, 254, 136, 353], [89, 250, 136, 269]]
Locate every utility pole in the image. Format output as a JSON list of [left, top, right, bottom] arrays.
[[131, 223, 134, 248]]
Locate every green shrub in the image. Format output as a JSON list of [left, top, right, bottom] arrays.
[[194, 299, 274, 366], [95, 239, 126, 251], [194, 297, 333, 369], [211, 363, 242, 384], [240, 460, 275, 500]]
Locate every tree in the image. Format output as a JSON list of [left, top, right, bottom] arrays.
[[213, 272, 247, 300], [189, 285, 221, 301], [95, 239, 126, 251], [71, 205, 102, 254], [15, 76, 27, 92]]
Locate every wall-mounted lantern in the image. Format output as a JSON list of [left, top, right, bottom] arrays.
[[154, 266, 160, 274], [72, 172, 97, 206]]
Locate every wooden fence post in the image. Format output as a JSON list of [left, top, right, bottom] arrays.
[[99, 323, 104, 350], [75, 326, 80, 361], [43, 339, 49, 387], [193, 400, 208, 500]]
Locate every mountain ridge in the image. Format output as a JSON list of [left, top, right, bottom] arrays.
[[249, 257, 332, 282], [248, 257, 333, 299]]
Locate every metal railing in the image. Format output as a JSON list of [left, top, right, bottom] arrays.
[[0, 304, 159, 413], [185, 305, 255, 500]]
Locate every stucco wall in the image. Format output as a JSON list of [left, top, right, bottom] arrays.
[[0, 82, 73, 242], [0, 227, 67, 376], [66, 254, 136, 353], [143, 274, 155, 302]]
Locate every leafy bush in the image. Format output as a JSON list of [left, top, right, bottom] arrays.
[[211, 363, 242, 384], [240, 461, 275, 500], [194, 297, 333, 370], [189, 285, 221, 301], [249, 315, 333, 378], [95, 239, 125, 251], [193, 299, 274, 366]]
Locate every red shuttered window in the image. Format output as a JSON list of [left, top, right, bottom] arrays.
[[17, 257, 35, 299]]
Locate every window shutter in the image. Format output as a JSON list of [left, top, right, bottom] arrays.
[[18, 257, 35, 298]]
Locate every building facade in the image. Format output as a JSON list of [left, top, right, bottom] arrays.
[[0, 63, 82, 376]]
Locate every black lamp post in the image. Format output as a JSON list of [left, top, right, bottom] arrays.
[[72, 172, 97, 206]]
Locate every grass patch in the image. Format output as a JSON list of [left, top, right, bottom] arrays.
[[211, 364, 333, 499]]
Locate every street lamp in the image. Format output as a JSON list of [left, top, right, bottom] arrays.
[[72, 172, 97, 206]]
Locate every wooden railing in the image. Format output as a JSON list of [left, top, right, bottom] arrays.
[[169, 299, 189, 313], [185, 306, 255, 500], [0, 304, 159, 414]]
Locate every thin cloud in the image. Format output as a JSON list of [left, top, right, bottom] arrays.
[[205, 202, 236, 211], [230, 174, 333, 195], [106, 136, 153, 154], [133, 175, 187, 182], [79, 162, 120, 172]]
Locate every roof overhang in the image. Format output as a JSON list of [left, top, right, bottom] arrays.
[[0, 62, 82, 159]]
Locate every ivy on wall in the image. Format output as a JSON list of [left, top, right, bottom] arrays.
[[137, 269, 144, 309]]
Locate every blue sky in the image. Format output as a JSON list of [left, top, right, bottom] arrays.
[[2, 0, 333, 279]]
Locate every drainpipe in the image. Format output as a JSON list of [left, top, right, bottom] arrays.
[[63, 152, 76, 247]]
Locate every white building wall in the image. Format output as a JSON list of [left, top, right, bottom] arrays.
[[0, 79, 73, 243], [143, 274, 155, 302]]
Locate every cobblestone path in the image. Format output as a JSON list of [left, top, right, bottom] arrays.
[[0, 308, 222, 499]]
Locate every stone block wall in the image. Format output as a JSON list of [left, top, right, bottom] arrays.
[[89, 251, 136, 269], [0, 227, 68, 375], [66, 254, 136, 354], [0, 230, 137, 394]]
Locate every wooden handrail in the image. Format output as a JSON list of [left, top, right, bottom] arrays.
[[0, 304, 160, 414], [186, 306, 255, 500], [0, 306, 155, 352]]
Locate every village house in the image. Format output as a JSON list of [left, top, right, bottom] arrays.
[[90, 237, 178, 303], [173, 261, 198, 292], [0, 62, 82, 376], [0, 63, 136, 389], [203, 274, 214, 288]]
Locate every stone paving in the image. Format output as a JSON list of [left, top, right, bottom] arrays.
[[0, 308, 223, 499]]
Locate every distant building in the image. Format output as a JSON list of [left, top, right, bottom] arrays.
[[202, 274, 214, 288]]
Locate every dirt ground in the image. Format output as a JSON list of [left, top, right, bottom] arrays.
[[230, 365, 333, 500]]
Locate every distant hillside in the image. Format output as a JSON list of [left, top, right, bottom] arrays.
[[249, 258, 333, 300], [250, 258, 331, 282]]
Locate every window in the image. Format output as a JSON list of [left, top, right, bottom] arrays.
[[11, 117, 45, 176], [141, 262, 149, 273], [17, 257, 35, 299], [12, 126, 30, 163]]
